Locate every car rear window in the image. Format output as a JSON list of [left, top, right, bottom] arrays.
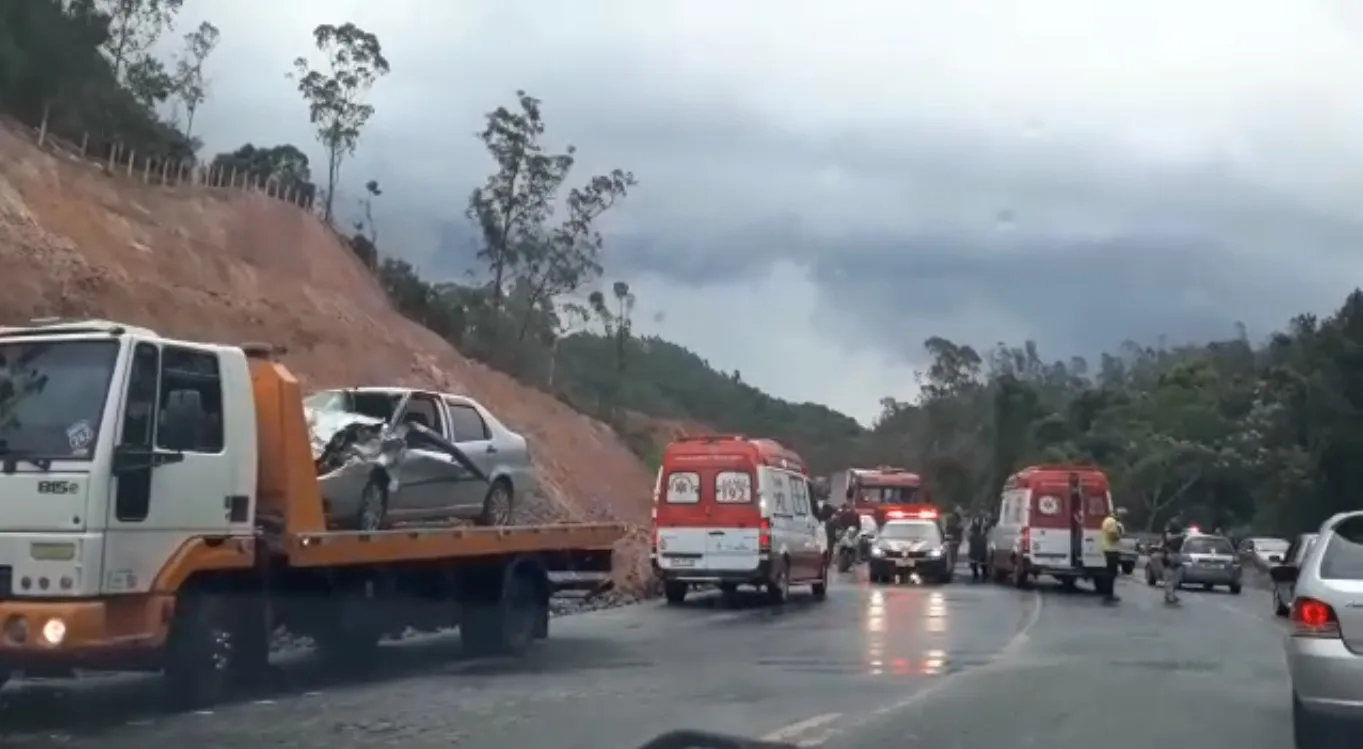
[[1320, 517, 1363, 580], [665, 471, 700, 504], [1183, 537, 1233, 554]]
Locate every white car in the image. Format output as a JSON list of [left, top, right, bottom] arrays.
[[1275, 511, 1363, 748], [305, 387, 535, 529], [1241, 536, 1290, 568]]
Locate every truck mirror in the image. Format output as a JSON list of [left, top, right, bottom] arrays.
[[111, 444, 153, 475]]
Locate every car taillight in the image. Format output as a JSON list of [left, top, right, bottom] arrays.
[[759, 518, 771, 550], [1291, 597, 1341, 638]]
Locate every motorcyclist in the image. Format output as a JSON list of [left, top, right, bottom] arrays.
[[1161, 519, 1188, 604]]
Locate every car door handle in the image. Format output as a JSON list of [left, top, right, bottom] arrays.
[[486, 444, 498, 454]]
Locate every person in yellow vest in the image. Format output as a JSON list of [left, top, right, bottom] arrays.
[[1099, 510, 1124, 604]]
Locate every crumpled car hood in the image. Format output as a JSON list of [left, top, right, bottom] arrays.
[[307, 408, 385, 461], [306, 407, 406, 477]]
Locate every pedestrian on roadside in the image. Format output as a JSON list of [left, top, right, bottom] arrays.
[[1099, 507, 1123, 604]]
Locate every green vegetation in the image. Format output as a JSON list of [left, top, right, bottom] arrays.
[[2, 1, 1355, 537]]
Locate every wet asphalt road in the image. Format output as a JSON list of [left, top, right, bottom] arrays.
[[0, 565, 1293, 749]]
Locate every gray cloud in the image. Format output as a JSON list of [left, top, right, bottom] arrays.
[[169, 0, 1363, 420]]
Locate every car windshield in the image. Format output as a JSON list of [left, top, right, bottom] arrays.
[[0, 340, 119, 459], [880, 522, 941, 542], [1183, 536, 1234, 554], [303, 390, 349, 412]]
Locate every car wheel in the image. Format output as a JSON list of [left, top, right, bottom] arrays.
[[1121, 561, 1135, 575], [477, 479, 514, 526], [1275, 592, 1290, 617], [663, 581, 687, 605], [1229, 583, 1242, 595], [355, 477, 388, 531], [1011, 556, 1029, 589], [767, 557, 791, 604]]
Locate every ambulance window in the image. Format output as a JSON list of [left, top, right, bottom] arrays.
[[766, 470, 790, 514], [790, 476, 810, 516], [717, 471, 754, 503], [665, 471, 700, 504]]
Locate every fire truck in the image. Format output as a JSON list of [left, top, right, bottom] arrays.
[[0, 319, 621, 708], [831, 466, 933, 528]]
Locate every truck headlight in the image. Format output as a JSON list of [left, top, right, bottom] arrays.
[[42, 618, 66, 646]]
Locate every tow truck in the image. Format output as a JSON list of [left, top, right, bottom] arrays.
[[0, 319, 621, 707]]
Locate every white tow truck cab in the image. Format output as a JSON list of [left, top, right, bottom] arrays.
[[0, 318, 255, 605], [0, 318, 622, 707]]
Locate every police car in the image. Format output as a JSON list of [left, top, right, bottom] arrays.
[[867, 516, 953, 584]]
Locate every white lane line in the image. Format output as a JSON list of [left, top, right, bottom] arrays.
[[761, 712, 843, 742]]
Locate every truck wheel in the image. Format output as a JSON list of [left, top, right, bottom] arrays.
[[477, 479, 514, 526], [664, 581, 688, 605], [461, 564, 542, 657], [1229, 583, 1242, 595], [163, 594, 234, 711]]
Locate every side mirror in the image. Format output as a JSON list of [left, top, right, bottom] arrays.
[[1268, 564, 1299, 584], [1268, 554, 1283, 564]]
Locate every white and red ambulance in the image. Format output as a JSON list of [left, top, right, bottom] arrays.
[[650, 435, 830, 605]]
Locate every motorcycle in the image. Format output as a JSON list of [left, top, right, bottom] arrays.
[[836, 528, 860, 572]]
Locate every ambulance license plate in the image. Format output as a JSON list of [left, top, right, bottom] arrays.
[[896, 559, 915, 568], [668, 558, 696, 568]]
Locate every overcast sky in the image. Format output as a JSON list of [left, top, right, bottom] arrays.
[[170, 0, 1363, 424]]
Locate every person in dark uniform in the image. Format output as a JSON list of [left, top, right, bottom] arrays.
[[967, 515, 989, 581]]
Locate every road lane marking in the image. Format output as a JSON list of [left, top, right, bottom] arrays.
[[761, 712, 843, 742]]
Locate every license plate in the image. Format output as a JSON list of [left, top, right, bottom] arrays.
[[668, 558, 697, 568], [897, 559, 915, 568]]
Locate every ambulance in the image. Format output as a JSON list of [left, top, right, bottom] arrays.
[[650, 435, 831, 605], [986, 465, 1113, 588]]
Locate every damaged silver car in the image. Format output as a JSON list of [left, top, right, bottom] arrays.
[[304, 387, 536, 530]]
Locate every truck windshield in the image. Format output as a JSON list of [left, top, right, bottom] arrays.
[[0, 340, 118, 459], [857, 485, 919, 504]]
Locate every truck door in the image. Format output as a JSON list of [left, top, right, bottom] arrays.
[[103, 343, 236, 594]]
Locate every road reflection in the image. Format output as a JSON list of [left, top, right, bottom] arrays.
[[863, 587, 952, 676]]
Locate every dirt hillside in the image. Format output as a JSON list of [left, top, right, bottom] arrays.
[[0, 124, 655, 592]]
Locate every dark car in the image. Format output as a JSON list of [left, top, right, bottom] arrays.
[[1271, 532, 1318, 617]]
